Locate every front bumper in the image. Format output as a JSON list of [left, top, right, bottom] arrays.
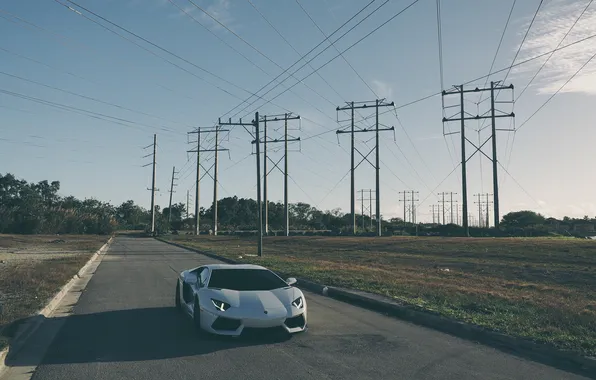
[[200, 306, 307, 336]]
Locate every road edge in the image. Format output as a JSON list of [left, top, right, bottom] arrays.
[[156, 237, 596, 379], [0, 235, 114, 376]]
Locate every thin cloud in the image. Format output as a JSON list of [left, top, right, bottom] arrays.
[[371, 79, 393, 99], [199, 0, 235, 32], [510, 0, 596, 95]]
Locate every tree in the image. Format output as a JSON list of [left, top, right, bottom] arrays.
[[501, 210, 546, 228]]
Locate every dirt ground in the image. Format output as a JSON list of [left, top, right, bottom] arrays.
[[0, 234, 109, 350]]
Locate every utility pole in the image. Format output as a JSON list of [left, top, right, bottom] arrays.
[[142, 134, 158, 236], [211, 121, 230, 236], [410, 191, 419, 225], [252, 113, 300, 236], [263, 118, 268, 235], [358, 189, 374, 231], [369, 189, 373, 230], [213, 125, 220, 235], [186, 189, 190, 219], [361, 189, 364, 230], [168, 166, 179, 224], [188, 126, 229, 236], [438, 192, 447, 225], [220, 115, 263, 256], [337, 99, 395, 236], [474, 193, 483, 228], [399, 191, 409, 227], [442, 82, 514, 233], [430, 205, 437, 224]]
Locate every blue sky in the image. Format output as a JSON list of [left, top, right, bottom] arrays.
[[1, 0, 596, 222]]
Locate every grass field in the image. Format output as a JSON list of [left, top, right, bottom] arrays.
[[0, 234, 109, 351], [164, 235, 596, 357]]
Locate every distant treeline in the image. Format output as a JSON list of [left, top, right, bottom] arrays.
[[1, 173, 594, 236]]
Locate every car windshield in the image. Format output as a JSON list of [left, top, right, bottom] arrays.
[[207, 269, 288, 291]]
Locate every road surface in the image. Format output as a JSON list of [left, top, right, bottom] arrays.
[[5, 237, 590, 380]]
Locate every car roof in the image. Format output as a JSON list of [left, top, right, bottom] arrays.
[[203, 263, 268, 271]]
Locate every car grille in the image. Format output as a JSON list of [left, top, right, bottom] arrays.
[[284, 314, 305, 329], [211, 316, 241, 331], [242, 326, 287, 339]]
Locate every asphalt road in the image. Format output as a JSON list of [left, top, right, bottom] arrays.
[[12, 237, 589, 380]]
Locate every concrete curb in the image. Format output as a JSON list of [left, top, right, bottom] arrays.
[[0, 236, 114, 375], [156, 237, 596, 379]]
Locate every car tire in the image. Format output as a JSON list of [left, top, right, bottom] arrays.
[[175, 281, 181, 310]]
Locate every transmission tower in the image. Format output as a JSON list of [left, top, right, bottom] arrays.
[[398, 191, 418, 226], [187, 125, 230, 236], [358, 189, 375, 231], [252, 113, 300, 236], [219, 114, 263, 256], [441, 81, 515, 234], [336, 99, 395, 236]]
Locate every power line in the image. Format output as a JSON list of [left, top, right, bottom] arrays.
[[0, 8, 203, 107], [234, 0, 422, 120], [57, 0, 337, 147], [517, 48, 596, 132], [246, 0, 343, 104], [502, 0, 594, 185], [476, 0, 517, 103], [172, 0, 340, 121], [294, 0, 378, 98], [0, 45, 93, 85], [479, 0, 543, 106], [358, 29, 596, 118], [0, 88, 179, 137], [55, 0, 259, 103], [516, 0, 594, 101], [0, 71, 190, 132], [219, 0, 380, 119]]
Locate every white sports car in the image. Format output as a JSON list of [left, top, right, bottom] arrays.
[[175, 263, 308, 337]]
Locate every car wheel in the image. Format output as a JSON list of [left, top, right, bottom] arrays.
[[175, 281, 181, 310]]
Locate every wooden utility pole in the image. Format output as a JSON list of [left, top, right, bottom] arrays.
[[252, 113, 300, 237], [142, 134, 158, 236], [168, 166, 178, 224], [442, 83, 514, 233], [220, 115, 263, 256]]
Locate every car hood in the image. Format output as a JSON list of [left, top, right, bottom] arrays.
[[208, 287, 300, 310]]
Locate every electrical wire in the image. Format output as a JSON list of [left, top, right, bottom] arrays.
[[294, 0, 378, 98], [171, 0, 339, 122], [235, 0, 422, 120], [516, 0, 593, 101], [0, 88, 179, 138], [517, 48, 596, 132], [476, 0, 517, 104], [479, 0, 544, 107], [497, 161, 542, 208], [0, 8, 201, 107], [0, 71, 191, 132], [219, 0, 378, 118], [360, 29, 596, 119], [55, 0, 250, 103]]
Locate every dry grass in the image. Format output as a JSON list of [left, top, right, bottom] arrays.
[[0, 234, 109, 351], [165, 235, 596, 357]]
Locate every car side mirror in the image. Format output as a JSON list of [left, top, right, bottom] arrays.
[[286, 277, 297, 286]]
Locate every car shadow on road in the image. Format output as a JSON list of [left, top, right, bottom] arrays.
[[5, 306, 291, 366]]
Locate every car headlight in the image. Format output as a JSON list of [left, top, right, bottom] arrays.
[[292, 296, 304, 309], [211, 299, 231, 311]]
